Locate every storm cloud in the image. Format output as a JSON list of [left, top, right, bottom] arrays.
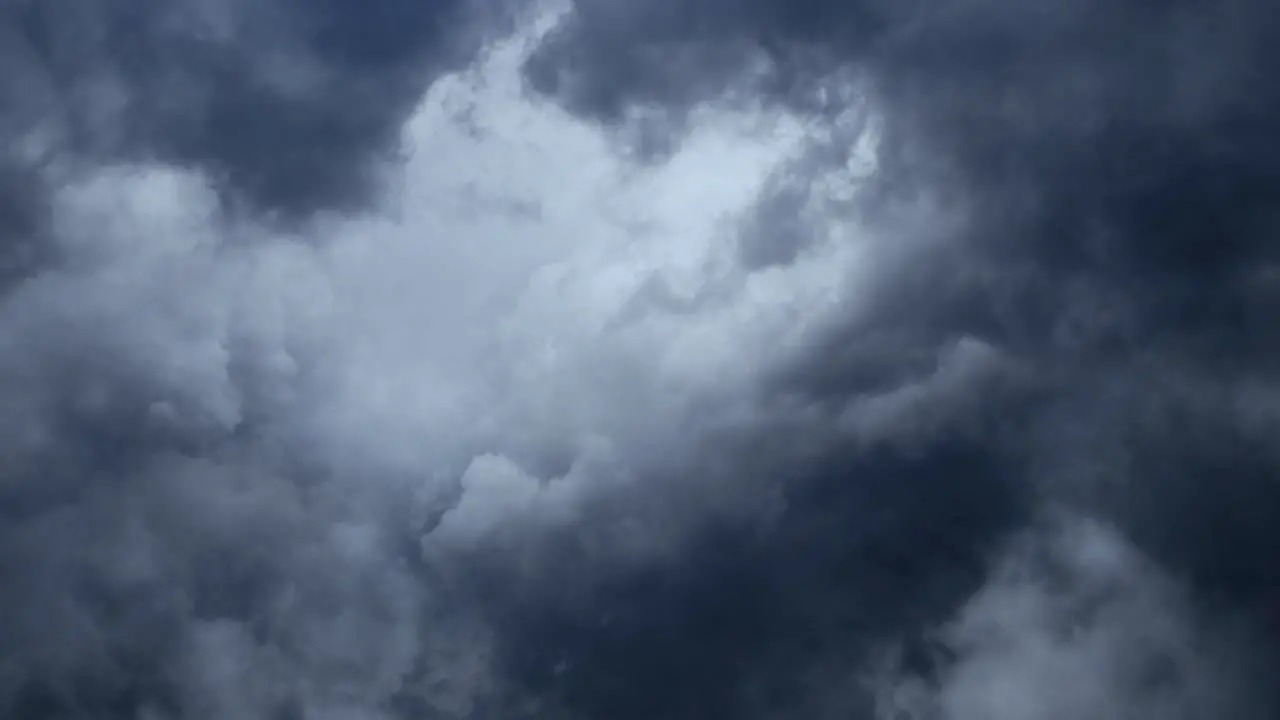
[[0, 0, 1278, 719], [0, 0, 523, 225]]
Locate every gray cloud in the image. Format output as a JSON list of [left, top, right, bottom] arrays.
[[0, 0, 519, 223], [875, 516, 1276, 720], [2, 1, 1278, 719], [515, 0, 1280, 715]]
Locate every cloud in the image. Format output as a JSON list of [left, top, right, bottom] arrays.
[[874, 516, 1275, 720], [2, 1, 1278, 719], [0, 18, 906, 719], [515, 0, 1280, 715], [0, 0, 523, 221]]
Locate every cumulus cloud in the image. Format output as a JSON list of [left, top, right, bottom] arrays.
[[0, 16, 877, 719], [0, 0, 521, 221], [874, 517, 1274, 720], [1, 0, 1278, 719]]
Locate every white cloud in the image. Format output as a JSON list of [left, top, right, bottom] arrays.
[[0, 11, 884, 717]]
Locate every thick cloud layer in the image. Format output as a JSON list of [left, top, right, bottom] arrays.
[[2, 1, 1278, 719], [0, 0, 522, 225], [522, 0, 1280, 715]]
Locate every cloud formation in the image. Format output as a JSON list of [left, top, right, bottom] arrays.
[[0, 0, 521, 223], [1, 1, 1278, 719]]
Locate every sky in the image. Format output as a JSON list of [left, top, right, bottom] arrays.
[[0, 0, 1278, 718]]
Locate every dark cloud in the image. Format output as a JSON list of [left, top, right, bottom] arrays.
[[0, 0, 515, 221], [2, 1, 1279, 719], [517, 0, 1280, 715], [442, 423, 1030, 720]]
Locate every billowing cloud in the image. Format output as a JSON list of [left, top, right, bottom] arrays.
[[1, 1, 1278, 719], [874, 517, 1274, 720], [520, 0, 1280, 715], [0, 0, 524, 223]]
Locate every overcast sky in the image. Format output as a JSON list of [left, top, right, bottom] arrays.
[[0, 1, 1278, 718]]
